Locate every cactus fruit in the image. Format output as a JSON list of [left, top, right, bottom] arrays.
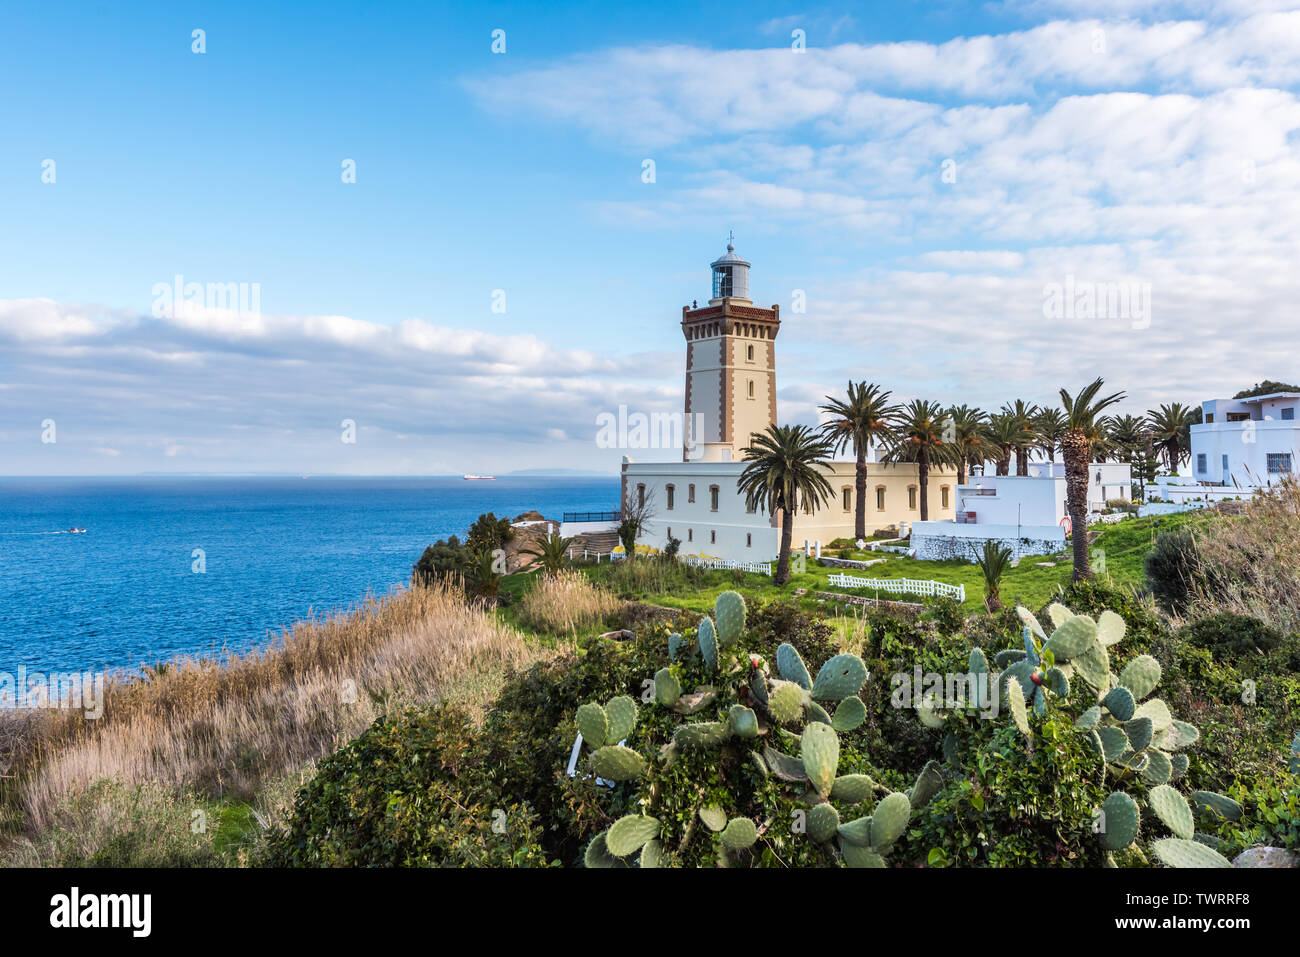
[[728, 704, 758, 739], [654, 668, 681, 707], [869, 792, 911, 850], [830, 773, 876, 803], [720, 817, 758, 851], [605, 695, 638, 744], [576, 702, 609, 749], [801, 722, 840, 796], [1007, 677, 1030, 738], [714, 590, 746, 647], [909, 760, 943, 810], [1099, 792, 1140, 851], [1148, 784, 1194, 840], [698, 617, 718, 671], [674, 721, 731, 749], [606, 814, 661, 857], [776, 642, 812, 689], [1102, 686, 1136, 722], [762, 746, 808, 782], [811, 653, 868, 702], [768, 681, 806, 725], [1192, 790, 1244, 822], [698, 805, 727, 832], [589, 745, 646, 782], [1151, 837, 1232, 868], [831, 695, 866, 732], [807, 803, 840, 843]]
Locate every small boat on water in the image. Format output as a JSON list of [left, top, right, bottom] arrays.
[[463, 474, 496, 481], [67, 527, 87, 534]]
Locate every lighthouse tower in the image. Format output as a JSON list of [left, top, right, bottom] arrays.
[[681, 238, 780, 462]]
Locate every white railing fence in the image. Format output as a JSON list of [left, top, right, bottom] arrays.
[[677, 555, 774, 576], [827, 572, 965, 602]]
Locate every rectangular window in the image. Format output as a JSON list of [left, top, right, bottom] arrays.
[[908, 487, 917, 510], [1206, 413, 1214, 423], [710, 530, 716, 544], [876, 487, 885, 510], [637, 483, 645, 507], [746, 344, 754, 362], [941, 486, 950, 509], [1227, 412, 1251, 422], [1284, 408, 1295, 421], [1268, 453, 1292, 473], [666, 484, 674, 510], [1222, 454, 1229, 475], [688, 484, 695, 503], [1197, 454, 1207, 473], [710, 486, 719, 511], [746, 533, 752, 547], [842, 488, 851, 511], [687, 529, 693, 541], [747, 380, 754, 399]]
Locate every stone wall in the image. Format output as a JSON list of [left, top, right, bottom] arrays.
[[912, 532, 1063, 563]]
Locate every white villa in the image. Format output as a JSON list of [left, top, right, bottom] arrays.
[[910, 462, 1132, 561], [561, 242, 958, 564], [1189, 392, 1300, 486]]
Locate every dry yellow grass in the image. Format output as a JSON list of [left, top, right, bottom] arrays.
[[1188, 477, 1300, 631], [517, 569, 621, 634], [1, 580, 549, 832]]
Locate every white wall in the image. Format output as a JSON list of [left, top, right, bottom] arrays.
[[911, 521, 1065, 562]]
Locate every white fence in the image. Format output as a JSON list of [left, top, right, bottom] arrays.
[[827, 572, 965, 602], [678, 555, 774, 577]]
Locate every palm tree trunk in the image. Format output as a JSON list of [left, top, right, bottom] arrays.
[[918, 451, 930, 522], [854, 445, 867, 540], [996, 454, 1010, 476], [1062, 429, 1092, 581], [775, 506, 794, 585], [957, 453, 967, 486], [1016, 448, 1028, 476]]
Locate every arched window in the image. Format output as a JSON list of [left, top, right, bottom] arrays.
[[688, 484, 696, 504], [746, 344, 755, 362], [747, 380, 755, 399]]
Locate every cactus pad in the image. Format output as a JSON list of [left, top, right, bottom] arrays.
[[640, 839, 663, 868], [728, 704, 758, 739], [1075, 705, 1101, 730], [1148, 784, 1194, 839], [840, 840, 886, 868], [1143, 748, 1173, 785], [1046, 602, 1072, 628], [576, 702, 608, 750], [836, 815, 874, 847], [698, 805, 727, 832], [830, 773, 876, 803], [714, 590, 746, 646], [606, 814, 661, 857], [1134, 697, 1172, 732], [801, 722, 840, 796], [1098, 724, 1129, 761], [909, 760, 943, 810], [1099, 792, 1140, 851], [1102, 686, 1136, 721], [1016, 605, 1047, 639], [831, 695, 866, 732], [1119, 655, 1161, 700], [1096, 609, 1126, 646], [776, 642, 812, 689], [768, 681, 806, 725], [807, 803, 840, 843], [583, 831, 626, 868], [667, 632, 685, 661], [805, 700, 833, 726], [1151, 837, 1232, 868], [589, 745, 646, 781], [698, 617, 718, 671], [1192, 790, 1244, 822], [720, 817, 758, 851], [1006, 677, 1030, 737], [869, 792, 911, 850], [811, 653, 868, 702], [654, 668, 681, 707], [604, 695, 638, 744], [762, 745, 808, 782], [1045, 615, 1097, 659], [1123, 716, 1154, 752]]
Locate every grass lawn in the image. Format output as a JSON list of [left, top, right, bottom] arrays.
[[501, 510, 1206, 618]]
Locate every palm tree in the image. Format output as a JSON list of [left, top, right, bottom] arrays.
[[820, 381, 900, 540], [520, 531, 576, 575], [1106, 414, 1148, 463], [973, 539, 1013, 613], [465, 547, 504, 604], [985, 413, 1021, 476], [1147, 403, 1196, 472], [882, 400, 959, 521], [947, 404, 988, 485], [738, 424, 835, 585], [1001, 400, 1040, 475], [1060, 378, 1126, 581], [1035, 407, 1067, 464]]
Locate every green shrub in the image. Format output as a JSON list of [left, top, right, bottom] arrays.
[[413, 535, 470, 585], [1178, 612, 1284, 661], [1144, 528, 1200, 615]]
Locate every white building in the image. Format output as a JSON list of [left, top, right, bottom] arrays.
[[560, 241, 958, 564], [910, 461, 1131, 562], [1189, 393, 1300, 486]]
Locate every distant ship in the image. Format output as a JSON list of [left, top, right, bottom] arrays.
[[463, 474, 496, 481]]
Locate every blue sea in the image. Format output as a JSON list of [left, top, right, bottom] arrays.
[[0, 476, 618, 674]]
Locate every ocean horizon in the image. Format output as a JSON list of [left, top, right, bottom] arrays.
[[0, 475, 619, 675]]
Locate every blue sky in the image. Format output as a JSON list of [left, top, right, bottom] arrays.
[[3, 0, 1299, 474]]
